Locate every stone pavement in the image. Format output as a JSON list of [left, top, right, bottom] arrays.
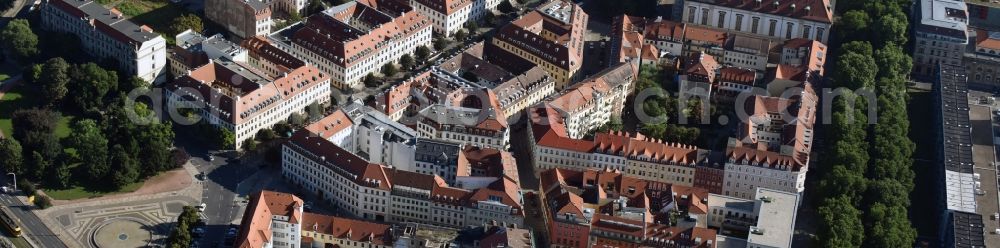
[[36, 162, 203, 248]]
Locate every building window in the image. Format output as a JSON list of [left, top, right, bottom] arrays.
[[701, 9, 709, 25], [768, 20, 777, 36], [785, 22, 794, 39], [717, 11, 726, 28], [735, 14, 743, 31], [687, 7, 696, 23], [751, 17, 760, 34], [802, 25, 811, 39], [816, 27, 825, 41]]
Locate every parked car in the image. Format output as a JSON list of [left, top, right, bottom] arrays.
[[195, 203, 207, 212]]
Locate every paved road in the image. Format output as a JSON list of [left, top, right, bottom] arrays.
[[174, 132, 257, 247], [0, 185, 67, 248]]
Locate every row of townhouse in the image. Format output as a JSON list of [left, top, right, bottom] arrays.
[[610, 15, 827, 74], [41, 0, 167, 83], [235, 190, 410, 248], [537, 167, 801, 248], [527, 99, 811, 200], [163, 55, 331, 149], [409, 0, 500, 36], [281, 114, 526, 229], [544, 62, 637, 139], [205, 0, 272, 40], [268, 0, 433, 90]]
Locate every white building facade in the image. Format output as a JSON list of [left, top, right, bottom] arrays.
[[681, 0, 832, 43], [42, 0, 167, 83]]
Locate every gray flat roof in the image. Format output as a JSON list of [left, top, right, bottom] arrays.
[[746, 188, 798, 248], [917, 0, 969, 39], [56, 0, 162, 43], [937, 63, 978, 213], [949, 211, 986, 248]]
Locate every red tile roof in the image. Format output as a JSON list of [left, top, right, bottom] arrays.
[[235, 191, 304, 248], [684, 26, 726, 46], [292, 0, 428, 67], [301, 213, 396, 245]]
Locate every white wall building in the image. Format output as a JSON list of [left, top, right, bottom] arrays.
[[42, 0, 167, 83], [722, 147, 807, 200], [270, 0, 432, 90], [164, 60, 331, 149], [681, 0, 833, 43], [913, 0, 969, 78], [409, 0, 500, 36]]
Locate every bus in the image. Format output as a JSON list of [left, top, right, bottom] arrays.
[[0, 206, 22, 238]]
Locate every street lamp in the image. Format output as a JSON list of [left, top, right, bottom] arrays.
[[6, 173, 14, 191]]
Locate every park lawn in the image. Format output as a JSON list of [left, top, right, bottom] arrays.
[[44, 181, 144, 200], [0, 85, 75, 140]]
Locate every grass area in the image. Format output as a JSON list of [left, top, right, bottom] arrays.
[[0, 74, 8, 82], [44, 181, 144, 200], [105, 0, 186, 44], [0, 85, 74, 139]]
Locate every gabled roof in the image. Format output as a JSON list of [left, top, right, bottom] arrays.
[[235, 191, 304, 248], [301, 213, 395, 245]]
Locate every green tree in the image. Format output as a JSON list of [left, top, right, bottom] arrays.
[[167, 221, 192, 247], [864, 203, 917, 248], [46, 158, 72, 189], [34, 195, 51, 209], [381, 63, 398, 77], [217, 127, 235, 150], [415, 46, 431, 61], [498, 0, 516, 13], [454, 30, 468, 41], [484, 12, 497, 25], [306, 102, 323, 120], [363, 73, 381, 88], [288, 112, 305, 126], [874, 44, 912, 81], [120, 76, 149, 94], [0, 138, 23, 175], [68, 119, 110, 182], [170, 13, 204, 35], [817, 196, 864, 248], [832, 52, 877, 90], [837, 10, 870, 41], [24, 64, 42, 84], [256, 129, 277, 142], [28, 151, 49, 181], [242, 139, 257, 152], [109, 144, 139, 188], [399, 54, 414, 70], [137, 120, 175, 177], [872, 8, 908, 46], [69, 63, 119, 112], [38, 58, 71, 107], [465, 22, 478, 33], [11, 108, 59, 141], [433, 37, 450, 50], [0, 19, 39, 60]]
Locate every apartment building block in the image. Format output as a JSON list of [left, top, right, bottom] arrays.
[[205, 0, 272, 40], [681, 0, 833, 43], [235, 191, 411, 248], [41, 0, 167, 83], [706, 188, 800, 248], [270, 0, 432, 90], [281, 118, 525, 228], [539, 168, 718, 248], [489, 0, 586, 90], [409, 0, 500, 36], [545, 62, 637, 139], [164, 60, 331, 149], [169, 30, 248, 78], [913, 0, 969, 78]]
